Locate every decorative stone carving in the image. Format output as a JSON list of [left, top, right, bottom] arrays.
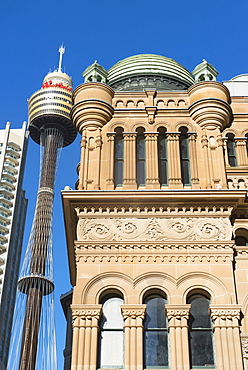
[[121, 306, 146, 320], [77, 217, 231, 242], [227, 175, 248, 189], [166, 310, 190, 320], [71, 305, 102, 326], [210, 307, 241, 321], [242, 337, 248, 358]]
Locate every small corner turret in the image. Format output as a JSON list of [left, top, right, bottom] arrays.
[[192, 59, 218, 82], [82, 60, 108, 83]]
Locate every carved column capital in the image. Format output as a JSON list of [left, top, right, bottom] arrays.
[[235, 137, 247, 146], [106, 132, 116, 138], [123, 132, 137, 140], [188, 132, 197, 142], [80, 137, 87, 148], [71, 304, 102, 321], [216, 134, 224, 147], [166, 304, 191, 320], [210, 304, 241, 321], [144, 132, 158, 141], [121, 304, 146, 320], [167, 132, 180, 141]]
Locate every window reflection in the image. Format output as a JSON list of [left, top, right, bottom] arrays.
[[144, 295, 168, 368], [98, 295, 124, 369], [187, 294, 215, 368]]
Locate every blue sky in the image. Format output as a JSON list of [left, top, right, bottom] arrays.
[[1, 0, 248, 367]]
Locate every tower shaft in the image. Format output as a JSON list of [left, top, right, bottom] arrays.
[[18, 128, 63, 370]]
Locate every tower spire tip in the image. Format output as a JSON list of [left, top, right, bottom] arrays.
[[58, 44, 65, 72]]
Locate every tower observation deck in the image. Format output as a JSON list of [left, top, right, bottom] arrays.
[[8, 47, 76, 370]]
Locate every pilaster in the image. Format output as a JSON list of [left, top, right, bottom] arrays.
[[235, 138, 248, 166], [188, 133, 200, 188], [121, 305, 146, 370], [216, 134, 228, 188], [71, 305, 102, 370], [106, 132, 115, 189], [166, 305, 190, 370], [201, 132, 212, 188], [123, 133, 137, 189], [210, 305, 243, 370], [167, 133, 182, 188], [78, 133, 87, 190], [144, 133, 160, 189]]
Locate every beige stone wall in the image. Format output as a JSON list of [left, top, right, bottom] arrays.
[[64, 80, 248, 370]]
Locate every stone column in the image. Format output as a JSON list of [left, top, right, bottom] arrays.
[[216, 134, 228, 188], [210, 305, 243, 370], [235, 138, 248, 166], [94, 131, 102, 190], [201, 133, 212, 188], [188, 132, 200, 188], [121, 305, 146, 370], [144, 132, 160, 189], [123, 133, 137, 189], [106, 132, 115, 189], [167, 133, 182, 188], [71, 305, 102, 370], [166, 305, 190, 370], [78, 133, 87, 190], [222, 137, 229, 167]]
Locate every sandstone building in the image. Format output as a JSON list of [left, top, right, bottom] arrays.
[[62, 54, 248, 370]]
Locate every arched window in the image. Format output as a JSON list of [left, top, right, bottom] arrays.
[[227, 133, 237, 167], [235, 228, 248, 246], [114, 128, 124, 187], [187, 293, 214, 368], [179, 127, 191, 185], [144, 295, 168, 368], [136, 127, 146, 186], [158, 127, 168, 186], [98, 294, 124, 369]]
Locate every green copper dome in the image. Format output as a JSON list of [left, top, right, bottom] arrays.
[[107, 54, 195, 91]]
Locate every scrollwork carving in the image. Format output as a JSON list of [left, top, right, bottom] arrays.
[[77, 217, 231, 242]]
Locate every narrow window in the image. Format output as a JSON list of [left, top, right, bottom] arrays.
[[136, 127, 146, 186], [98, 294, 124, 369], [179, 127, 191, 185], [235, 228, 248, 246], [158, 127, 168, 186], [187, 294, 215, 369], [246, 133, 248, 156], [114, 128, 124, 187], [227, 133, 237, 167], [144, 295, 168, 368]]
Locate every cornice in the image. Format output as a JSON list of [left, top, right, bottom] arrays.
[[74, 242, 234, 264]]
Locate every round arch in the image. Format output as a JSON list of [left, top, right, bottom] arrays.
[[82, 272, 133, 304], [177, 271, 231, 304], [134, 271, 176, 304]]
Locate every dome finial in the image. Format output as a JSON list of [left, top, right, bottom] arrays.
[[58, 44, 65, 72]]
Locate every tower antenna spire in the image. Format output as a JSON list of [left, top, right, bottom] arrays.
[[58, 44, 65, 72]]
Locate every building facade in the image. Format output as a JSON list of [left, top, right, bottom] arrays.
[[0, 122, 28, 368], [62, 55, 248, 370]]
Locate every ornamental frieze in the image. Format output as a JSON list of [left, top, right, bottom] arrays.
[[77, 217, 231, 242]]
